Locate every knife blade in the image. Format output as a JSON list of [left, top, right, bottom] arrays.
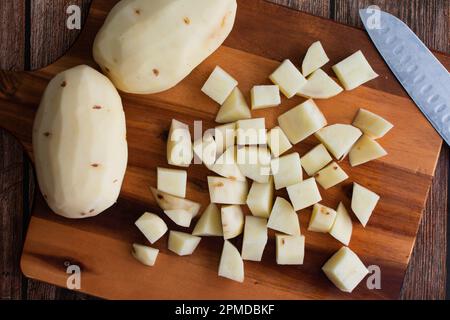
[[359, 8, 450, 146]]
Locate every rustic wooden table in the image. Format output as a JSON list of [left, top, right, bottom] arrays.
[[0, 0, 448, 300]]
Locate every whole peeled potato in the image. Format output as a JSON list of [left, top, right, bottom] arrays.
[[32, 65, 128, 219], [93, 0, 237, 94]]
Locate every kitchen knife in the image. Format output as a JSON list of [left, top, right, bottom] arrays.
[[359, 8, 450, 146]]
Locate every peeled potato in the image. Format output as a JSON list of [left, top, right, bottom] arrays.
[[168, 231, 201, 256], [322, 247, 369, 293], [349, 135, 388, 167], [150, 188, 201, 217], [278, 99, 327, 144], [167, 119, 193, 167], [329, 202, 353, 246], [302, 41, 330, 77], [33, 65, 127, 219], [192, 203, 223, 237], [297, 69, 343, 99], [332, 50, 379, 91], [218, 240, 244, 283], [315, 124, 362, 160], [132, 244, 159, 267], [135, 212, 168, 244], [93, 0, 237, 94], [211, 146, 246, 181], [216, 87, 251, 123], [352, 108, 393, 139]]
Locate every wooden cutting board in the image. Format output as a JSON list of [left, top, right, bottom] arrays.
[[0, 0, 448, 299]]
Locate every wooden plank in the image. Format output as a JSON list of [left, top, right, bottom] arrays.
[[267, 0, 331, 18], [0, 1, 25, 71], [0, 130, 25, 299], [334, 0, 449, 53], [25, 278, 94, 299], [25, 279, 56, 300], [30, 0, 91, 70]]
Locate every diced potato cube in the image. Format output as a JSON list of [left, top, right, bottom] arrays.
[[278, 99, 327, 144], [215, 122, 236, 156], [192, 203, 223, 237], [201, 66, 238, 104], [251, 85, 281, 109], [193, 132, 217, 169], [351, 183, 380, 227], [242, 216, 268, 261], [207, 176, 249, 205], [270, 152, 302, 190], [352, 108, 394, 139], [221, 205, 244, 240], [167, 119, 193, 167], [297, 69, 343, 99], [216, 87, 251, 123], [164, 209, 193, 228], [329, 202, 353, 246], [135, 212, 168, 244], [246, 178, 274, 218], [267, 197, 300, 235], [287, 178, 322, 211], [150, 187, 201, 217], [314, 162, 348, 189], [211, 146, 246, 181], [157, 167, 187, 198], [236, 146, 271, 183], [315, 124, 362, 160], [308, 203, 337, 233], [322, 247, 369, 293], [332, 50, 379, 91], [269, 59, 307, 98], [168, 231, 201, 256], [301, 144, 332, 176], [302, 41, 330, 76], [267, 126, 292, 157], [218, 240, 244, 283], [131, 243, 159, 267], [349, 135, 388, 167], [236, 118, 267, 145], [276, 234, 305, 265]]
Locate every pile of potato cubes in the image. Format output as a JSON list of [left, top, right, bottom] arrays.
[[132, 41, 393, 294]]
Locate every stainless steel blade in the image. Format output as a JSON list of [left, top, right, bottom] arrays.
[[360, 8, 450, 146]]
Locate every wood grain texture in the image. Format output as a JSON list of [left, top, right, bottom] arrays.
[[268, 0, 331, 18], [25, 279, 95, 300], [400, 147, 449, 300], [0, 0, 448, 300], [0, 1, 25, 71], [334, 0, 449, 53], [30, 0, 91, 70], [0, 130, 25, 299]]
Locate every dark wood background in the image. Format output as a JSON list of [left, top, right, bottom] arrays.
[[0, 0, 448, 300]]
